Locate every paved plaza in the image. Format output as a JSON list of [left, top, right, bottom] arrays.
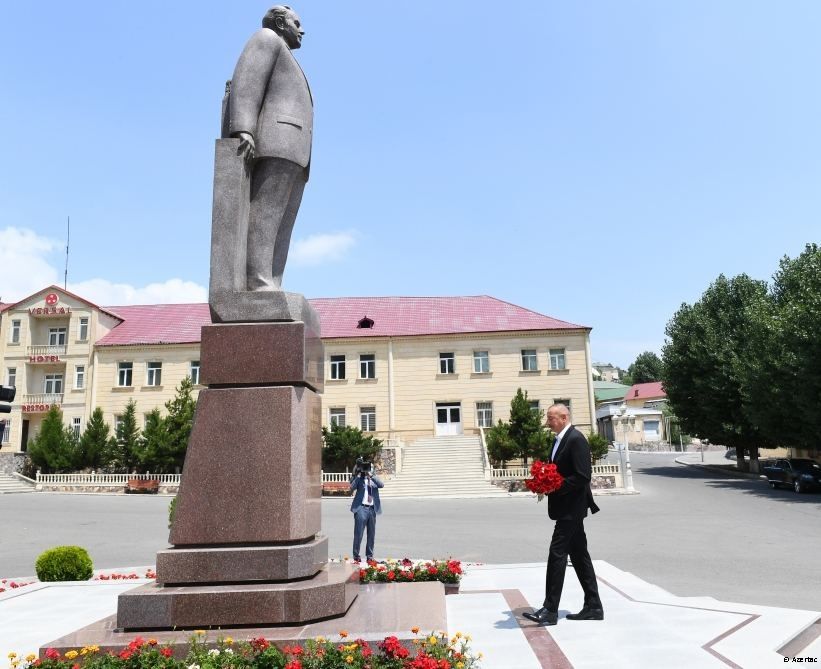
[[1, 454, 820, 666]]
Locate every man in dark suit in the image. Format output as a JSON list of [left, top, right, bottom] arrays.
[[523, 403, 603, 626], [227, 5, 313, 291], [349, 458, 384, 562]]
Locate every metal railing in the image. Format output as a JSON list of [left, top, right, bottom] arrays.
[[27, 345, 67, 357], [321, 472, 351, 483], [36, 472, 181, 485]]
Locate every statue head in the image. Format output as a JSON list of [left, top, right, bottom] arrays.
[[262, 5, 304, 50]]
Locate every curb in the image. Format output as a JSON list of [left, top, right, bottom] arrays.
[[674, 457, 765, 481]]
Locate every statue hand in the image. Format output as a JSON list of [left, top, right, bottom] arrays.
[[235, 132, 256, 163]]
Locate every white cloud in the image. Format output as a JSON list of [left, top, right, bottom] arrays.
[[0, 227, 61, 302], [291, 231, 357, 267], [0, 226, 206, 305], [67, 278, 207, 305]]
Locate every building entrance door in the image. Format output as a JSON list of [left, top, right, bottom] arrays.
[[21, 419, 29, 452], [435, 403, 462, 436]]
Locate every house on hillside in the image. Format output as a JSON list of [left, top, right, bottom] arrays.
[[596, 381, 668, 447]]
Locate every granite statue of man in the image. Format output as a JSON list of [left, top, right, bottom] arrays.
[[226, 5, 312, 291]]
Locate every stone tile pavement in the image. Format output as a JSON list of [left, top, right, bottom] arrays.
[[1, 561, 818, 668]]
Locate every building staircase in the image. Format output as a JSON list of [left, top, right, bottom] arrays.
[[0, 472, 35, 494], [380, 434, 509, 498]]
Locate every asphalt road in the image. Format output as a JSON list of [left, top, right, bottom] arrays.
[[2, 453, 819, 611]]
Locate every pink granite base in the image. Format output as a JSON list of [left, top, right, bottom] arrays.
[[118, 563, 358, 630], [156, 536, 329, 584], [42, 582, 448, 658]]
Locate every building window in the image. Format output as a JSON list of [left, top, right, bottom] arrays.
[[2, 419, 10, 443], [114, 414, 124, 431], [329, 407, 346, 427], [146, 362, 162, 386], [330, 355, 346, 380], [44, 374, 63, 395], [78, 317, 89, 341], [10, 320, 21, 344], [439, 352, 455, 374], [549, 348, 566, 370], [118, 362, 133, 387], [521, 349, 538, 371], [476, 402, 493, 428], [360, 406, 376, 432], [48, 327, 67, 346], [6, 368, 16, 388], [359, 354, 376, 379], [473, 351, 490, 373], [528, 400, 540, 412], [75, 365, 85, 390], [72, 417, 82, 438], [190, 361, 200, 385]]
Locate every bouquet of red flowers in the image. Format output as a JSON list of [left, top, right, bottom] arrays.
[[524, 460, 564, 501]]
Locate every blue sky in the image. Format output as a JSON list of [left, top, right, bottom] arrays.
[[1, 1, 818, 368]]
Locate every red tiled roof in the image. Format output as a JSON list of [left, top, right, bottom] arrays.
[[94, 296, 587, 346], [625, 381, 666, 401], [97, 304, 211, 346], [311, 296, 586, 338]]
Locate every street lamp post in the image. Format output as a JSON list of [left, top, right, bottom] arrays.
[[617, 403, 635, 492]]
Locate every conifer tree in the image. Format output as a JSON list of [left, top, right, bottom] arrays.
[[78, 407, 115, 470]]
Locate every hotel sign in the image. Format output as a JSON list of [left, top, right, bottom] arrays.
[[29, 355, 61, 363]]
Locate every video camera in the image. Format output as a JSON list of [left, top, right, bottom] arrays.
[[354, 457, 373, 477]]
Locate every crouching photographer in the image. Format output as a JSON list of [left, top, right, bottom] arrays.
[[349, 457, 384, 563]]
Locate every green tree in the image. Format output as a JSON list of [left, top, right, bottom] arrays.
[[27, 406, 79, 473], [485, 420, 518, 467], [111, 400, 141, 472], [662, 274, 771, 471], [139, 408, 171, 473], [163, 377, 196, 473], [77, 407, 115, 470], [742, 244, 821, 452], [507, 388, 551, 464], [587, 432, 609, 463], [320, 423, 383, 471], [627, 351, 663, 384]]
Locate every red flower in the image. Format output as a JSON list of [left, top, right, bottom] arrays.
[[251, 637, 270, 651], [160, 647, 173, 657], [387, 571, 396, 581], [284, 661, 303, 669], [44, 649, 60, 661], [524, 460, 564, 498], [378, 635, 409, 659], [427, 566, 438, 575]]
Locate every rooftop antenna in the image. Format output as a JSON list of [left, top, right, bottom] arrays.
[[64, 216, 70, 290]]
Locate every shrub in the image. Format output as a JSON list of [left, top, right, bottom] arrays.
[[588, 432, 609, 463], [35, 546, 94, 582], [168, 495, 177, 528]]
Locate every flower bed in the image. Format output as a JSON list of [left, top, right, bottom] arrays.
[[8, 630, 481, 668], [357, 558, 463, 591]]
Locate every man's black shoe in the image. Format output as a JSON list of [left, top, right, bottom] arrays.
[[522, 607, 558, 626], [565, 607, 604, 621]]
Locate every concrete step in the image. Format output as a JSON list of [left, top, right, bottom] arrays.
[[0, 473, 35, 494]]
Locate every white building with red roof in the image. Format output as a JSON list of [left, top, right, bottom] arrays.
[[1, 287, 595, 459]]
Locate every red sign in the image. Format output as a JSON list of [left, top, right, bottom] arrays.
[[22, 403, 58, 413], [45, 293, 59, 305], [29, 355, 61, 363], [28, 306, 71, 316]]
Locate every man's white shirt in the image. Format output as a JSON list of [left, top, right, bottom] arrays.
[[551, 424, 571, 461]]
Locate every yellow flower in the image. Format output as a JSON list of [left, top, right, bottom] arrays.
[[428, 636, 438, 645], [454, 632, 462, 638], [25, 655, 36, 663], [345, 655, 354, 664], [65, 650, 79, 660], [457, 663, 465, 669], [7, 653, 16, 660], [316, 636, 326, 643], [224, 637, 234, 645], [194, 630, 206, 636]]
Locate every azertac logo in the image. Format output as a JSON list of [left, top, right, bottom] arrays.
[[45, 292, 59, 306], [28, 292, 71, 316]]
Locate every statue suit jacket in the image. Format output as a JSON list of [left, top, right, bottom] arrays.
[[547, 425, 600, 521], [227, 28, 313, 173], [349, 474, 384, 515]]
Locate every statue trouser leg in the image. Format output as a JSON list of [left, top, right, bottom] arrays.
[[246, 158, 307, 291]]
